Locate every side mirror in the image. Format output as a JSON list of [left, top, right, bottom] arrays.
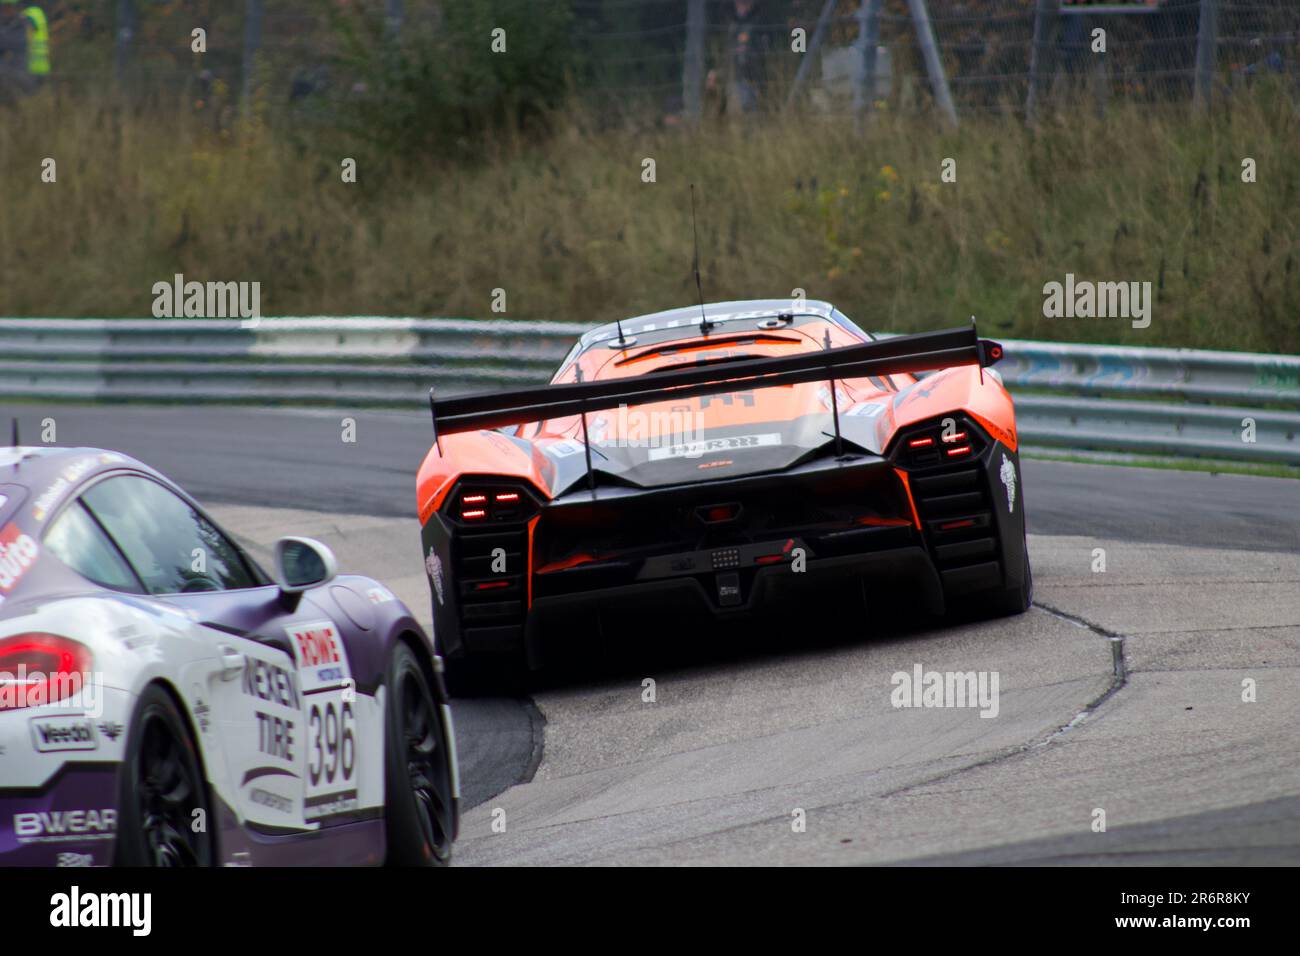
[[272, 537, 338, 595]]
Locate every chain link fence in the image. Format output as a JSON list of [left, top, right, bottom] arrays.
[[5, 1, 1296, 120]]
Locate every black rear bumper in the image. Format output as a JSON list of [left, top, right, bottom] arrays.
[[425, 435, 1025, 666]]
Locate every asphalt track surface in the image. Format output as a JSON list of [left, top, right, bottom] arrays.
[[7, 405, 1299, 864]]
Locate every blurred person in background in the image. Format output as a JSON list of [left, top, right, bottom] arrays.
[[706, 0, 771, 116], [0, 0, 48, 95]]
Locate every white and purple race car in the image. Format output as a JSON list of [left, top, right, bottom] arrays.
[[0, 446, 458, 867]]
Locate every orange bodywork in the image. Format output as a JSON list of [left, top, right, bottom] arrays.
[[416, 315, 1017, 524]]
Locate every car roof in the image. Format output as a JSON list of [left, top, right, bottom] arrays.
[[578, 299, 838, 348], [559, 299, 867, 375], [0, 447, 156, 522], [0, 446, 144, 482]]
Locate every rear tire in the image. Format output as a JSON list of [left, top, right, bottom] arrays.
[[988, 545, 1033, 617], [384, 642, 456, 866], [443, 649, 528, 697], [114, 684, 214, 867]]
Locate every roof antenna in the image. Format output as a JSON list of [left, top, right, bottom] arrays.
[[690, 184, 714, 335], [10, 417, 18, 447]]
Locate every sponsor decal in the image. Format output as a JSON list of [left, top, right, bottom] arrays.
[[97, 721, 124, 742], [32, 457, 104, 522], [192, 693, 211, 734], [541, 438, 584, 459], [49, 885, 151, 937], [243, 657, 300, 709], [816, 385, 852, 412], [31, 716, 98, 753], [303, 697, 358, 822], [286, 622, 359, 823], [31, 482, 65, 521], [286, 621, 350, 692], [647, 432, 781, 462], [846, 400, 887, 419], [250, 787, 295, 815], [304, 787, 359, 822], [0, 522, 39, 593], [426, 548, 445, 605], [56, 852, 95, 867], [13, 809, 117, 844], [999, 454, 1017, 513], [366, 585, 395, 605], [242, 655, 300, 769], [892, 371, 949, 410]]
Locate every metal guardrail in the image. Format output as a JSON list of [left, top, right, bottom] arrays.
[[1, 318, 1297, 466]]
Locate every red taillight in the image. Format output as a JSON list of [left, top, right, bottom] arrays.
[[474, 581, 510, 591], [449, 485, 536, 524], [908, 437, 934, 448], [0, 634, 93, 711], [946, 445, 972, 457], [939, 519, 976, 531], [941, 431, 968, 443]]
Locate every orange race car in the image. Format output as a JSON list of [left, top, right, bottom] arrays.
[[416, 300, 1031, 683]]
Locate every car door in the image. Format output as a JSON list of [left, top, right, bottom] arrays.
[[75, 473, 325, 835]]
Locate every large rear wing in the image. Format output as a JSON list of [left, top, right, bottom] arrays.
[[429, 324, 1003, 444]]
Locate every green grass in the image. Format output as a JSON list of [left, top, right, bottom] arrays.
[[1, 85, 1296, 354], [1023, 449, 1300, 480]]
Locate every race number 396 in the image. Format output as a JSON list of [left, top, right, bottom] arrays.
[[308, 699, 355, 787]]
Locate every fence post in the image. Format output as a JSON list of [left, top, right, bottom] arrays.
[[242, 0, 264, 112], [854, 0, 884, 127], [1026, 0, 1060, 126], [683, 0, 706, 124], [787, 0, 838, 109], [1193, 0, 1219, 111], [113, 0, 135, 86], [906, 0, 958, 127]]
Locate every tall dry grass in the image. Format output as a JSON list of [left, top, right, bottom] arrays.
[[1, 85, 1295, 352]]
